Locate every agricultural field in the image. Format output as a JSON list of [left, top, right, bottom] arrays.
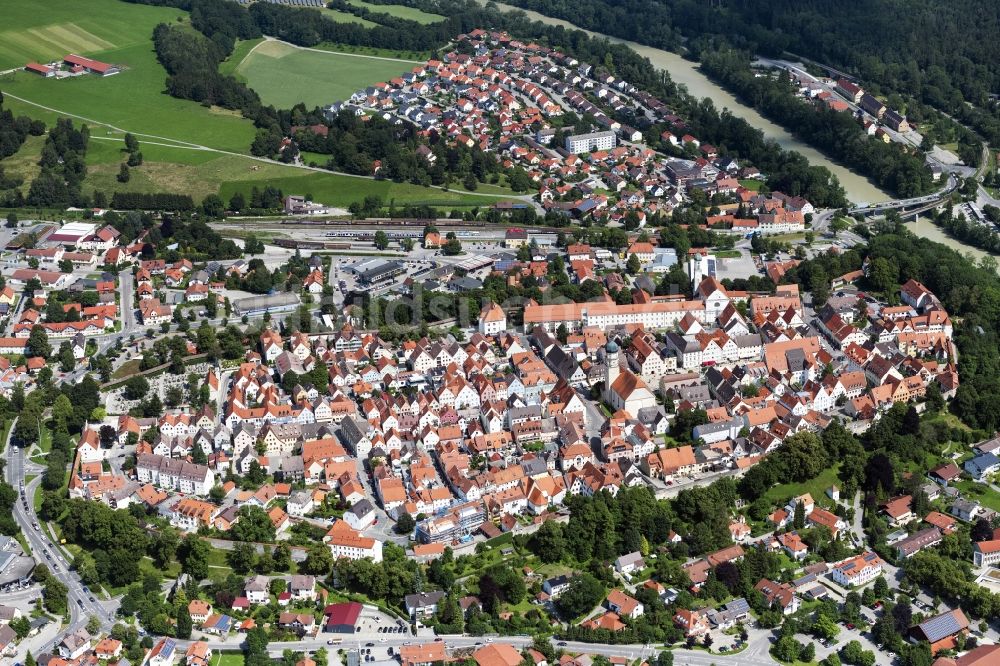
[[0, 40, 256, 153], [0, 0, 511, 211], [219, 37, 265, 77], [345, 0, 446, 24], [234, 39, 416, 109], [0, 0, 183, 70]]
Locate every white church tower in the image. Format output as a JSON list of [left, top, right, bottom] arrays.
[[604, 340, 620, 391]]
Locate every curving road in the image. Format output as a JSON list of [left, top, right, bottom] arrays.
[[5, 419, 117, 650]]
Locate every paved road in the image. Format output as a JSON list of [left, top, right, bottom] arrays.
[[850, 491, 864, 546], [174, 634, 779, 665], [5, 421, 116, 643], [119, 270, 137, 333]]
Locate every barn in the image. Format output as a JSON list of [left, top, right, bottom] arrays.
[[25, 63, 55, 77], [63, 54, 119, 76]]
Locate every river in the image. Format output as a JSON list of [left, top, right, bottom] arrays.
[[905, 216, 997, 267], [485, 2, 1000, 263], [487, 1, 892, 204]]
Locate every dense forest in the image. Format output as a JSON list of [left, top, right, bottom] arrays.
[[0, 94, 45, 159], [110, 192, 195, 212], [699, 50, 935, 199], [152, 22, 261, 112]]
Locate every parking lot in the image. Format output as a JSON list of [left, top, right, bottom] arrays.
[[350, 607, 408, 637]]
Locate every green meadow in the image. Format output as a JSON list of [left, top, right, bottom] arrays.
[[0, 0, 513, 210], [234, 39, 415, 109], [345, 0, 446, 24], [0, 0, 183, 70]]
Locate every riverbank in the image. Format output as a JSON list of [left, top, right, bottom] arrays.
[[484, 1, 893, 205], [905, 216, 999, 269], [482, 0, 1000, 263]]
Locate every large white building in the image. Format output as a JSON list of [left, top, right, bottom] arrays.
[[48, 221, 97, 247], [565, 130, 616, 154], [325, 521, 383, 562], [974, 540, 1000, 567], [524, 301, 706, 333], [478, 302, 507, 336], [136, 454, 214, 496], [831, 552, 883, 587]]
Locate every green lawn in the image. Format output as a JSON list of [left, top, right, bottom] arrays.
[[954, 480, 1000, 512], [37, 425, 52, 454], [321, 8, 380, 27], [0, 419, 13, 454], [86, 142, 289, 202], [739, 179, 764, 191], [220, 171, 517, 209], [763, 465, 842, 507], [235, 39, 414, 109], [111, 359, 141, 380], [0, 134, 45, 196], [0, 0, 184, 70], [33, 483, 44, 512], [345, 0, 445, 24], [210, 652, 245, 666]]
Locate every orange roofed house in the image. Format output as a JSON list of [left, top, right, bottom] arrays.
[[473, 643, 523, 666]]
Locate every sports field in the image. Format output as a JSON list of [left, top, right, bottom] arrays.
[[345, 0, 445, 24], [234, 39, 415, 109], [0, 0, 183, 70]]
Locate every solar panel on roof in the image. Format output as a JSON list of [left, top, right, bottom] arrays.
[[919, 611, 964, 643]]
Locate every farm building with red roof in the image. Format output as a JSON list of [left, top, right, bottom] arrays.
[[64, 54, 119, 76], [25, 63, 55, 77]]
